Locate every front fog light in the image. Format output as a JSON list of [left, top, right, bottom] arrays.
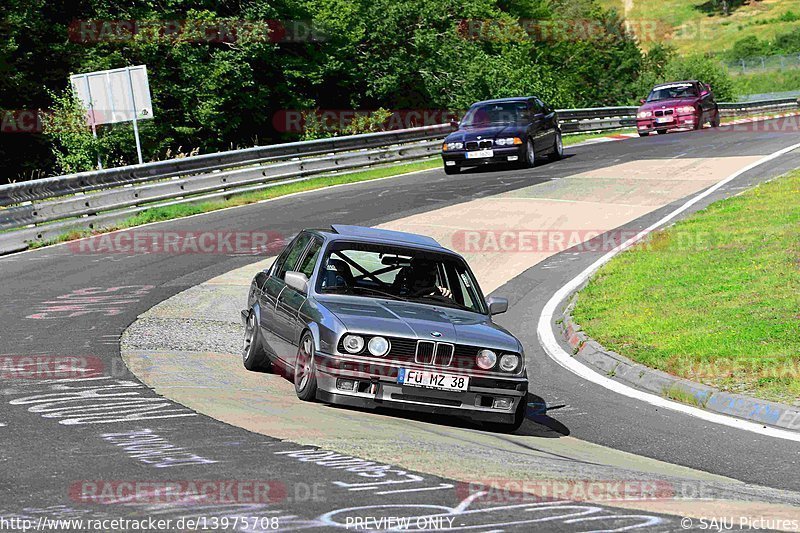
[[343, 334, 365, 354], [336, 379, 355, 391], [492, 397, 513, 410], [499, 354, 520, 372], [368, 336, 390, 357], [476, 349, 497, 370]]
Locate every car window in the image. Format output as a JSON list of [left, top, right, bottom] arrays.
[[460, 102, 529, 126], [297, 238, 322, 278], [317, 241, 487, 314], [533, 98, 546, 114], [647, 84, 699, 102], [275, 233, 312, 280]]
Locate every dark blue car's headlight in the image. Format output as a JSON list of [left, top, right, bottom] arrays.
[[443, 142, 464, 151], [495, 137, 522, 146]]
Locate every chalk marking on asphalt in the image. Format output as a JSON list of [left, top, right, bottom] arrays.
[[538, 141, 800, 443]]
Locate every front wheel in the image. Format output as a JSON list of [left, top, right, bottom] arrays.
[[294, 332, 318, 402], [242, 310, 270, 372], [482, 399, 527, 433], [656, 129, 668, 135], [638, 132, 649, 137], [521, 137, 536, 168], [711, 110, 721, 127], [443, 164, 459, 175], [549, 130, 563, 161]]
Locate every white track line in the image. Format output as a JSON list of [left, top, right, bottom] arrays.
[[537, 141, 800, 443]]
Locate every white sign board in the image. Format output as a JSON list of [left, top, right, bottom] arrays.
[[70, 65, 153, 125]]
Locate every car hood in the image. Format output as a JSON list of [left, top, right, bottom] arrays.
[[317, 295, 520, 352], [445, 124, 525, 143], [638, 98, 698, 112]]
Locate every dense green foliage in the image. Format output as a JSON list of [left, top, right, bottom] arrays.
[[728, 27, 800, 62], [0, 0, 734, 181]]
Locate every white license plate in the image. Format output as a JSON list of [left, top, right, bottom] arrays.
[[656, 117, 672, 124], [398, 369, 469, 391], [466, 149, 493, 159]]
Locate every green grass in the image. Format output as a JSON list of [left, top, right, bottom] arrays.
[[598, 0, 800, 55], [732, 69, 800, 95], [572, 169, 800, 405], [28, 159, 440, 249]]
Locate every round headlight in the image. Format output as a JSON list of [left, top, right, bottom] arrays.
[[476, 349, 497, 370], [342, 334, 364, 354], [368, 336, 390, 357], [499, 354, 520, 372]]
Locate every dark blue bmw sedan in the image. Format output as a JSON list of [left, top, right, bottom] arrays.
[[441, 97, 563, 174]]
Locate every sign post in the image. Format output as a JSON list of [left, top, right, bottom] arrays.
[[70, 65, 154, 167]]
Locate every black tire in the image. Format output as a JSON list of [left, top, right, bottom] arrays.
[[444, 164, 459, 175], [242, 310, 270, 372], [482, 398, 527, 433], [521, 137, 536, 168], [711, 109, 721, 128], [656, 129, 668, 135], [294, 331, 318, 402], [638, 132, 649, 137], [549, 130, 563, 161]]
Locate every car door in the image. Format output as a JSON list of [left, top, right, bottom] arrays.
[[259, 232, 312, 363], [537, 97, 558, 150], [274, 236, 322, 370], [697, 81, 714, 118], [527, 98, 550, 153]]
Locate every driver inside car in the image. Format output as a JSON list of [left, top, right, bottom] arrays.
[[392, 258, 452, 299]]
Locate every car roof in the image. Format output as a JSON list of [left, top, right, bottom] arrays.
[[327, 225, 444, 250], [470, 97, 534, 106]]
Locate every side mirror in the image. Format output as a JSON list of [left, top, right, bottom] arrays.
[[700, 89, 709, 96], [285, 271, 309, 294], [449, 118, 459, 128], [640, 99, 646, 105], [486, 296, 508, 316]]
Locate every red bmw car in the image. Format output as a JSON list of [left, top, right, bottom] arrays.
[[636, 80, 720, 136]]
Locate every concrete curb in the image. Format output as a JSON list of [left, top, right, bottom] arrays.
[[558, 293, 800, 433]]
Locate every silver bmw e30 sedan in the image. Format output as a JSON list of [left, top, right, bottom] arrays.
[[241, 225, 529, 431]]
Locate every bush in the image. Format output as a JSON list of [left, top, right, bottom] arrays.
[[663, 55, 736, 101], [41, 88, 100, 174]]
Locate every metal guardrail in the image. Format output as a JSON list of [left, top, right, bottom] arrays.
[[1, 98, 797, 254]]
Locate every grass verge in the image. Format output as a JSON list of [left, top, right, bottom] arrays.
[[29, 158, 440, 249], [572, 169, 800, 406]]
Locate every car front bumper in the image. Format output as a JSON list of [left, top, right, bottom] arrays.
[[314, 352, 528, 424], [637, 114, 697, 133], [441, 145, 524, 168]]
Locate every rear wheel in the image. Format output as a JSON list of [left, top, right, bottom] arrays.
[[242, 310, 270, 372], [656, 129, 668, 135], [521, 137, 536, 168], [638, 132, 649, 137], [443, 164, 459, 175], [294, 332, 318, 402]]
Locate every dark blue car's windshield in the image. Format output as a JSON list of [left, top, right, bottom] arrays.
[[461, 102, 528, 126], [316, 242, 487, 314]]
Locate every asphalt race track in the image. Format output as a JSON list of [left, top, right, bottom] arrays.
[[2, 122, 800, 532]]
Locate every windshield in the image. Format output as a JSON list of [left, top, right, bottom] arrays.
[[460, 102, 528, 126], [316, 242, 487, 314], [646, 84, 698, 102]]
